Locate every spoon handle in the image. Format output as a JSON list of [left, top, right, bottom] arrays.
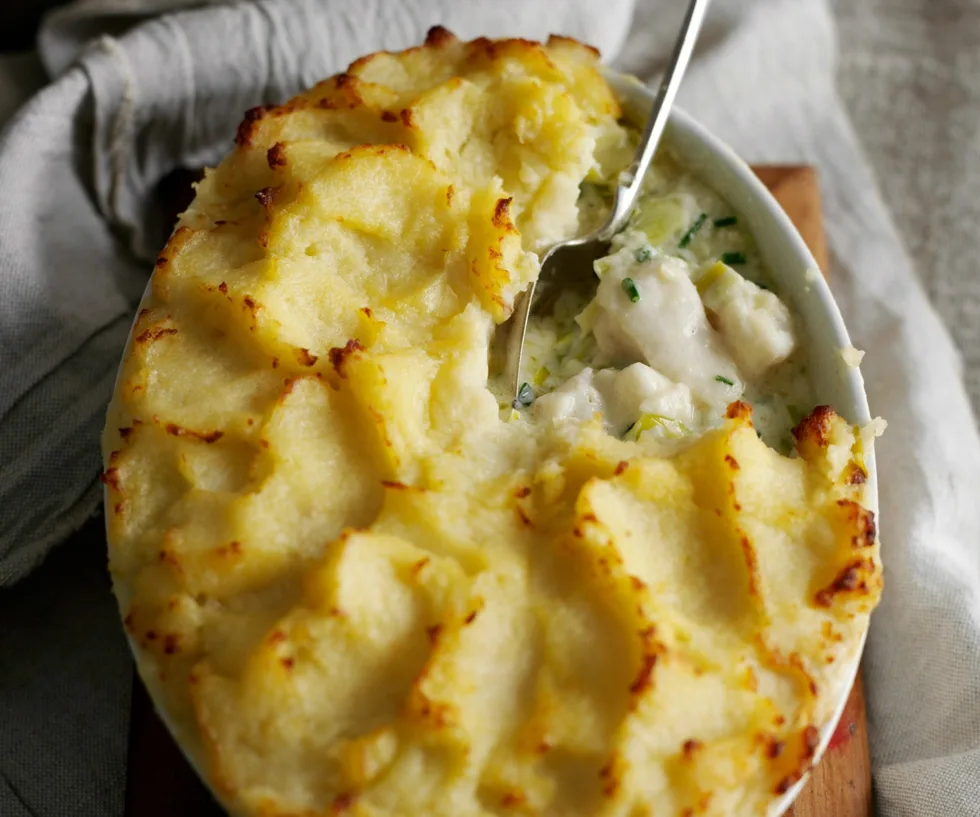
[[600, 0, 713, 239]]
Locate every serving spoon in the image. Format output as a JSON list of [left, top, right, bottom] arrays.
[[499, 0, 712, 406]]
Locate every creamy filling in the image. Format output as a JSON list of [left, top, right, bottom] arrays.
[[589, 236, 742, 407], [533, 362, 698, 438], [515, 162, 811, 451]]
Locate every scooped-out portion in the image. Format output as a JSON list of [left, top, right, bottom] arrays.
[[101, 28, 883, 817], [517, 153, 809, 454]]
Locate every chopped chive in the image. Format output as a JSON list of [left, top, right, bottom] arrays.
[[634, 245, 653, 263], [678, 212, 709, 248], [713, 216, 738, 228], [514, 382, 534, 408], [624, 413, 691, 442], [722, 251, 747, 265], [621, 277, 640, 303], [715, 375, 735, 386]]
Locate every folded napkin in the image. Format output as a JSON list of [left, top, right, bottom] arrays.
[[0, 1, 977, 816]]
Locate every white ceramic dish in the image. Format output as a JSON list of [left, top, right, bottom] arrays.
[[107, 70, 878, 817]]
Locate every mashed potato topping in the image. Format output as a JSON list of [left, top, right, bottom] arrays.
[[102, 28, 882, 817]]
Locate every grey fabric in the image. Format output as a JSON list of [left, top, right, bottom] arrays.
[[0, 0, 978, 815], [834, 0, 980, 419], [0, 517, 131, 817]]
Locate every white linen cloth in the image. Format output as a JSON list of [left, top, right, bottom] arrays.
[[0, 1, 977, 815]]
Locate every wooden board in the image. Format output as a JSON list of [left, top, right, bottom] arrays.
[[124, 165, 872, 817]]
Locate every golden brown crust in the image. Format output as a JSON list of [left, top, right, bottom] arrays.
[[425, 25, 457, 48], [792, 403, 835, 447], [266, 142, 287, 169], [235, 105, 271, 147]]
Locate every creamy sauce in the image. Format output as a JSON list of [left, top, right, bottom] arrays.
[[515, 150, 813, 452], [533, 363, 697, 436]]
